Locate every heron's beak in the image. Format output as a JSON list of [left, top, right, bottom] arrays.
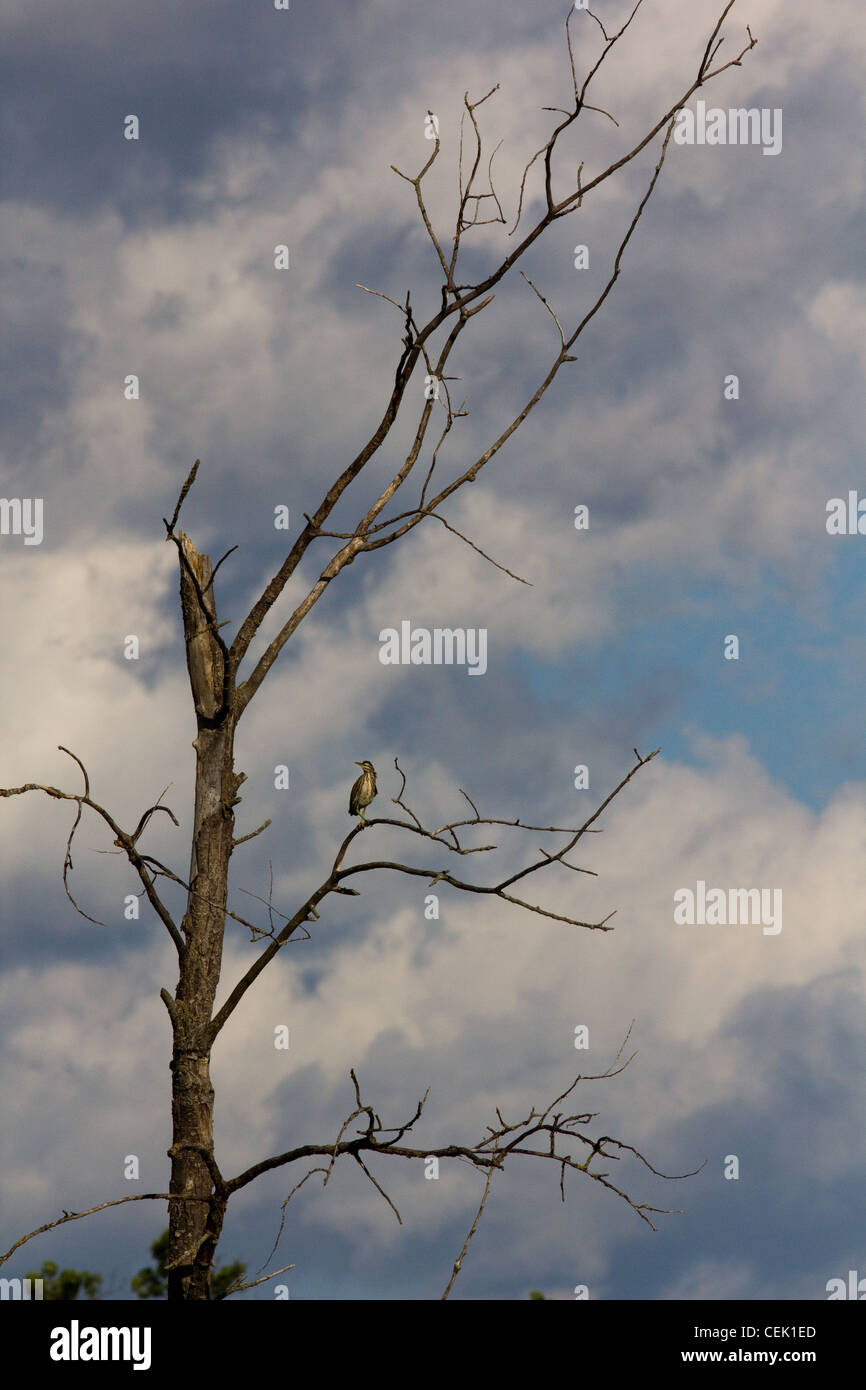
[[355, 761, 364, 768]]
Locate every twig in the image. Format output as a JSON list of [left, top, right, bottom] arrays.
[[163, 459, 200, 536], [1, 1194, 203, 1267], [441, 1160, 498, 1299], [217, 1262, 296, 1300]]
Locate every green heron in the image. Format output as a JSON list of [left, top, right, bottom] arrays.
[[348, 760, 377, 824]]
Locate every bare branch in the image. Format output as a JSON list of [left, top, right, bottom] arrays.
[[441, 1159, 498, 1299], [367, 120, 683, 554], [58, 744, 90, 797], [160, 987, 178, 1023], [354, 282, 407, 313], [352, 1151, 403, 1225], [425, 512, 532, 585], [232, 818, 272, 849], [222, 6, 756, 722], [163, 458, 200, 536], [209, 745, 659, 1054], [391, 118, 454, 289], [217, 1262, 296, 1300], [520, 270, 567, 350], [224, 1039, 694, 1274], [0, 754, 185, 954], [0, 1193, 201, 1268], [203, 544, 239, 594], [332, 746, 660, 931], [129, 800, 180, 846]]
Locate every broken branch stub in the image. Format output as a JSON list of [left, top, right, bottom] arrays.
[[178, 531, 224, 721]]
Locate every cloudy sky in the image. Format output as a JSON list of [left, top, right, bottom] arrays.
[[1, 0, 864, 1301]]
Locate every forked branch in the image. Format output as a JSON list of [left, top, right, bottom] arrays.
[[207, 745, 660, 1045], [223, 2, 755, 720], [226, 1029, 700, 1298], [0, 747, 184, 953]]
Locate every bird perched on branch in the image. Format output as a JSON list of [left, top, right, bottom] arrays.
[[348, 760, 377, 825]]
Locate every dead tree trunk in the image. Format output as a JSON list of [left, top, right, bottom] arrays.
[[166, 533, 239, 1300]]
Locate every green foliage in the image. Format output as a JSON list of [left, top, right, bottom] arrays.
[[25, 1229, 246, 1301], [529, 1289, 546, 1299], [130, 1229, 170, 1299], [24, 1259, 102, 1301]]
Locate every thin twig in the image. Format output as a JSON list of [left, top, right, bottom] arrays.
[[441, 1160, 498, 1299]]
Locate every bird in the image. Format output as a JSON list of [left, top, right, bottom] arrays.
[[348, 760, 377, 825]]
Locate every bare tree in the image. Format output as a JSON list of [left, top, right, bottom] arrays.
[[0, 3, 755, 1299]]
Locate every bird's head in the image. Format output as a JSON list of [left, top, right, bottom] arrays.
[[355, 760, 374, 772]]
